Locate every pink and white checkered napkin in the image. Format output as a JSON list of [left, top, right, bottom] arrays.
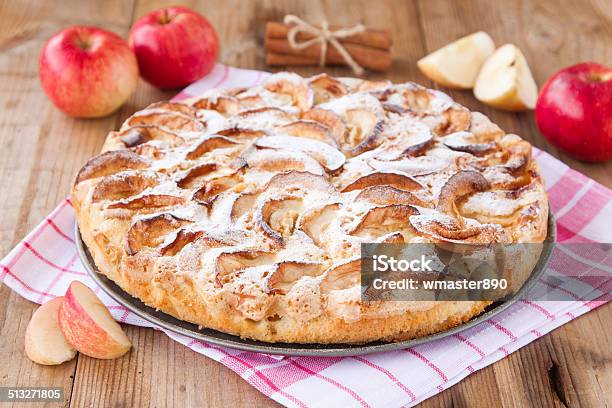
[[2, 65, 610, 407]]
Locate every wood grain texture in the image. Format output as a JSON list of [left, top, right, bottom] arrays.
[[0, 0, 609, 407]]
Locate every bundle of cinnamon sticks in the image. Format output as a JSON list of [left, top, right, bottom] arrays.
[[265, 21, 393, 72]]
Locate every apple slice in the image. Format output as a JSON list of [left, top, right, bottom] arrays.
[[59, 281, 131, 359], [474, 44, 538, 111], [25, 297, 77, 365], [417, 32, 495, 89]]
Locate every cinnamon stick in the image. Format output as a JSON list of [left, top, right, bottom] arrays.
[[264, 37, 392, 72], [266, 51, 392, 73], [266, 52, 323, 66], [266, 22, 392, 50]]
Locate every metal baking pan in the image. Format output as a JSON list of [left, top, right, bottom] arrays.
[[76, 212, 556, 357]]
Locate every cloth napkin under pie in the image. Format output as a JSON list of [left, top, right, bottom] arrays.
[[2, 65, 610, 407]]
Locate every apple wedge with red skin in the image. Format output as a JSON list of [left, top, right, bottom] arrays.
[[25, 297, 77, 365], [59, 281, 132, 359], [535, 62, 612, 162]]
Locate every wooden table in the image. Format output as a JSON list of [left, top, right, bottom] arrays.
[[0, 0, 610, 406]]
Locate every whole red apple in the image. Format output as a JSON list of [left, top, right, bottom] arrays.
[[39, 26, 138, 118], [535, 62, 611, 162], [128, 6, 218, 89]]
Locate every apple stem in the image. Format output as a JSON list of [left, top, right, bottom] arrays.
[[158, 10, 172, 25], [589, 71, 612, 83], [74, 35, 91, 50]]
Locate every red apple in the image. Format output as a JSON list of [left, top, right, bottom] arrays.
[[39, 26, 138, 118], [128, 6, 218, 89], [535, 62, 611, 162]]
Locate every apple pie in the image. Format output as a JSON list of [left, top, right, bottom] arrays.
[[73, 72, 548, 343]]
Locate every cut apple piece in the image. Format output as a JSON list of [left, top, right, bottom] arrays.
[[244, 148, 324, 176], [410, 210, 502, 244], [298, 203, 341, 246], [192, 174, 241, 206], [417, 31, 495, 89], [321, 258, 361, 293], [350, 204, 419, 240], [118, 125, 185, 148], [342, 171, 423, 193], [25, 297, 76, 365], [192, 95, 241, 115], [107, 194, 184, 211], [474, 44, 538, 111], [344, 109, 384, 155], [308, 73, 349, 103], [214, 250, 276, 280], [355, 185, 428, 207], [145, 101, 197, 117], [126, 213, 190, 255], [160, 229, 205, 256], [186, 135, 240, 160], [437, 171, 491, 216], [91, 171, 160, 202], [280, 120, 337, 146], [176, 163, 218, 189], [267, 261, 323, 294], [265, 171, 339, 199], [123, 110, 205, 132], [59, 281, 131, 359], [301, 108, 346, 143], [255, 135, 345, 171], [236, 107, 294, 129], [443, 131, 497, 156], [368, 155, 450, 176], [217, 127, 266, 140], [264, 72, 314, 111], [75, 150, 149, 185], [256, 195, 304, 247]]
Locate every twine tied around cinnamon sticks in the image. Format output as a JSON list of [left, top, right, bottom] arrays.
[[265, 19, 392, 72], [283, 15, 366, 75]]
